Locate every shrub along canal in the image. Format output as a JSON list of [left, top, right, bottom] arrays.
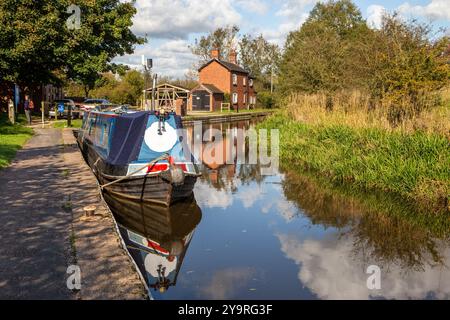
[[107, 119, 449, 300]]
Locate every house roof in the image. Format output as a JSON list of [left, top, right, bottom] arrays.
[[191, 83, 224, 94], [198, 58, 249, 74], [202, 84, 224, 94]]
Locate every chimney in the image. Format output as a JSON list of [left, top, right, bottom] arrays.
[[211, 48, 220, 60], [229, 49, 237, 64]]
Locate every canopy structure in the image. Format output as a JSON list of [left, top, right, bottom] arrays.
[[144, 83, 190, 112]]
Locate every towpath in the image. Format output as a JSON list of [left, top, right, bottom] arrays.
[[0, 127, 146, 299]]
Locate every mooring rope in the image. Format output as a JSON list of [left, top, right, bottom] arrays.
[[99, 154, 170, 190]]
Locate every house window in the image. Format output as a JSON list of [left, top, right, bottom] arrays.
[[232, 74, 237, 86], [243, 77, 247, 86], [232, 93, 238, 104], [244, 94, 247, 104], [249, 79, 253, 87]]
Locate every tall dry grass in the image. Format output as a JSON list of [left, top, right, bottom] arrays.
[[283, 89, 450, 137]]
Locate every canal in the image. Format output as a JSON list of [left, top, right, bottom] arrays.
[[108, 120, 450, 300]]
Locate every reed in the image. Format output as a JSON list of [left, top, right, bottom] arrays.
[[282, 90, 450, 137], [259, 89, 450, 215]]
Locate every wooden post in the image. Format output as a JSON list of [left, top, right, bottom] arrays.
[[8, 99, 15, 125], [41, 101, 45, 128], [67, 102, 72, 127]]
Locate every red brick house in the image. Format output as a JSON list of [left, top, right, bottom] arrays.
[[189, 49, 257, 112]]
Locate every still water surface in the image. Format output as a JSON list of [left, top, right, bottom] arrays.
[[110, 120, 450, 300]]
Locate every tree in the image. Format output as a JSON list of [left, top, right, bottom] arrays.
[[64, 0, 144, 97], [0, 0, 144, 97], [278, 0, 370, 95], [362, 14, 449, 120], [190, 25, 240, 66], [239, 34, 281, 90], [87, 69, 144, 105], [0, 0, 68, 87]]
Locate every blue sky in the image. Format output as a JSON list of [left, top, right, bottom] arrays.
[[115, 0, 450, 78]]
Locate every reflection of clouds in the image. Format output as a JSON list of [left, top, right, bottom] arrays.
[[194, 181, 233, 209], [235, 184, 264, 209], [277, 233, 450, 300], [194, 172, 302, 224], [276, 200, 298, 222], [194, 175, 266, 210], [199, 267, 255, 299]]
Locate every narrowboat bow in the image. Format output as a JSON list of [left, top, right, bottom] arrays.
[[77, 109, 200, 206]]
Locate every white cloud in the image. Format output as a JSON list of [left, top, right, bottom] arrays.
[[276, 0, 317, 18], [398, 0, 450, 21], [131, 0, 241, 39], [114, 39, 197, 78], [260, 0, 317, 45], [262, 14, 309, 45], [235, 0, 269, 15], [277, 233, 450, 299], [367, 5, 386, 29]]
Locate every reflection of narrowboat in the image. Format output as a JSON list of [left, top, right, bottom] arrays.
[[105, 192, 202, 294], [77, 109, 200, 206]]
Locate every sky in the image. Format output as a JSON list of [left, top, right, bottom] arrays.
[[114, 0, 450, 78]]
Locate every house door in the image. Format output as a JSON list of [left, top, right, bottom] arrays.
[[192, 90, 210, 111]]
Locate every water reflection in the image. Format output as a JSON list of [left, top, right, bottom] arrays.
[[108, 120, 449, 299], [104, 192, 202, 296], [279, 170, 450, 299]]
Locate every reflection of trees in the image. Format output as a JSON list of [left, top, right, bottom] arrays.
[[281, 169, 450, 270]]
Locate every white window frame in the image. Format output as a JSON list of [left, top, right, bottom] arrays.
[[232, 74, 237, 86], [249, 79, 253, 87], [232, 93, 238, 104], [244, 93, 247, 104], [243, 77, 247, 86]]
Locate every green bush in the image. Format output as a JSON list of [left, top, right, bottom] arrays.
[[257, 91, 275, 108]]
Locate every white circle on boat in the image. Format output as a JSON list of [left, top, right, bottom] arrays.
[[144, 252, 177, 277], [144, 122, 178, 152]]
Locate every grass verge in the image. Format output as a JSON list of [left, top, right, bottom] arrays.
[[259, 113, 449, 215], [52, 119, 83, 128], [0, 113, 33, 169]]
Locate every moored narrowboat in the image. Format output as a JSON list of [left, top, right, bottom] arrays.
[[77, 108, 199, 206]]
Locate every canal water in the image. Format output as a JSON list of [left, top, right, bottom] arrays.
[[110, 120, 450, 300]]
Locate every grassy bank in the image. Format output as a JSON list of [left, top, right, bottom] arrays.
[[260, 93, 450, 215], [0, 114, 33, 169], [52, 119, 83, 128]]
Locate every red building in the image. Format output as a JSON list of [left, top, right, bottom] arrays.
[[189, 49, 256, 112]]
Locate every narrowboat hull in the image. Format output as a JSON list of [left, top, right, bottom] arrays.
[[78, 134, 198, 206], [76, 110, 199, 207]]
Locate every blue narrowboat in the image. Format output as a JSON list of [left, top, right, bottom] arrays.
[[77, 109, 200, 206]]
